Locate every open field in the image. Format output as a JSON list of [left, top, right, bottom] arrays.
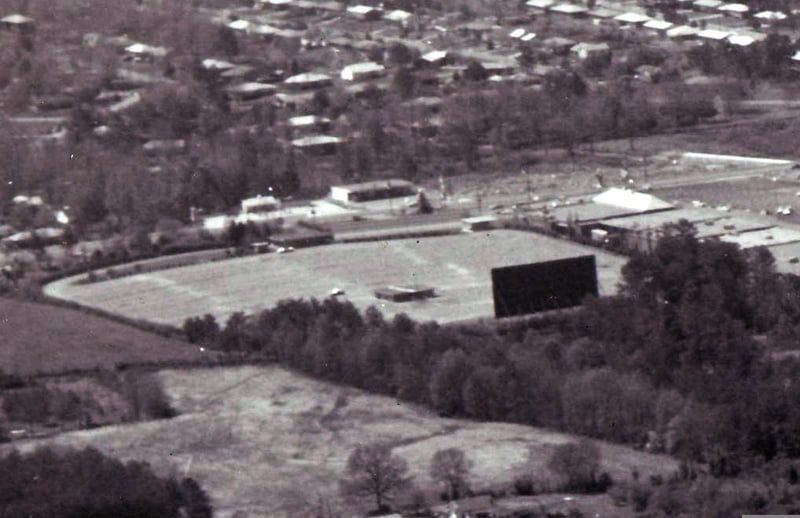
[[45, 230, 627, 326], [5, 365, 679, 517], [0, 298, 205, 376]]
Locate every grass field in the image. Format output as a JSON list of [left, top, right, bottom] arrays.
[[0, 298, 206, 376], [5, 365, 679, 517], [45, 230, 627, 327]]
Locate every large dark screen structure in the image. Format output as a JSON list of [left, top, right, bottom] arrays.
[[491, 255, 598, 318]]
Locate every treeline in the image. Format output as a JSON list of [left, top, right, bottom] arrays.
[[187, 222, 800, 481], [0, 369, 175, 440], [0, 446, 212, 518]]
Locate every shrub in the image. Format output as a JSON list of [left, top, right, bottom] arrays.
[[513, 475, 535, 495]]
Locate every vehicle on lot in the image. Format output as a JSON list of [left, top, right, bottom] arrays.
[[329, 288, 345, 297]]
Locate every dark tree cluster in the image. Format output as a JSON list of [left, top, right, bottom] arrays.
[[0, 446, 212, 518]]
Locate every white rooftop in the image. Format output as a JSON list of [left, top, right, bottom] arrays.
[[384, 9, 412, 22], [667, 25, 700, 38], [202, 58, 236, 70], [698, 28, 730, 40], [227, 19, 251, 31], [550, 3, 588, 14], [644, 19, 673, 30], [728, 33, 756, 46], [754, 10, 787, 20], [614, 12, 651, 24], [421, 50, 448, 62], [124, 43, 167, 56], [718, 3, 749, 13], [340, 61, 385, 80], [592, 188, 673, 212], [284, 72, 333, 84], [520, 32, 537, 42], [1, 13, 33, 24], [509, 28, 526, 38]]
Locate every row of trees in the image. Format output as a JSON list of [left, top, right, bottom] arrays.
[[0, 446, 211, 517], [340, 440, 604, 514]]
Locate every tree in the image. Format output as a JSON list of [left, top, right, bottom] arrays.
[[548, 440, 602, 492], [340, 443, 412, 512], [463, 60, 488, 82], [429, 348, 473, 416], [430, 448, 472, 500]]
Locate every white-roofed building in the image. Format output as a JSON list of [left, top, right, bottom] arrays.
[[717, 2, 749, 17], [202, 58, 236, 71], [614, 12, 651, 25], [754, 10, 787, 21], [283, 72, 333, 90], [644, 19, 673, 32], [526, 0, 555, 10], [340, 62, 386, 81], [291, 135, 343, 155], [693, 0, 722, 11], [346, 4, 381, 20], [570, 42, 610, 59], [384, 9, 412, 23], [592, 188, 674, 213], [509, 27, 526, 39], [728, 33, 756, 46], [124, 42, 167, 59], [698, 28, 730, 41], [667, 25, 700, 39], [241, 195, 281, 214], [550, 3, 589, 17], [227, 19, 251, 32]]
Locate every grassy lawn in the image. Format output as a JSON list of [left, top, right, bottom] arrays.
[[0, 298, 206, 376], [5, 365, 679, 517], [45, 230, 627, 326]]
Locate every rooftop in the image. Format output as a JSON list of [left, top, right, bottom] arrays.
[[593, 188, 674, 212], [333, 178, 414, 192], [614, 12, 651, 24]]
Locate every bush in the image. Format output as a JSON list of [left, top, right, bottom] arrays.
[[513, 475, 535, 495], [548, 440, 603, 493]]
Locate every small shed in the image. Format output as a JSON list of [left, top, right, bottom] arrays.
[[374, 285, 436, 303]]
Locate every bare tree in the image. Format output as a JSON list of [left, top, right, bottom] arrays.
[[340, 443, 412, 512], [430, 448, 472, 500]]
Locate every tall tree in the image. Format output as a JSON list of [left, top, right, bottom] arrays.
[[430, 448, 472, 500], [340, 443, 412, 512]]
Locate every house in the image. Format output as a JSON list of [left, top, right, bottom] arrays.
[[526, 0, 555, 11], [549, 3, 589, 17], [142, 139, 186, 156], [291, 135, 343, 155], [346, 4, 382, 21], [697, 28, 730, 42], [340, 61, 386, 81], [283, 72, 333, 91], [241, 195, 281, 215], [666, 25, 700, 40], [420, 49, 450, 67], [226, 19, 251, 32], [124, 42, 167, 60], [570, 42, 611, 60], [0, 13, 34, 34], [224, 82, 277, 101], [692, 0, 723, 12], [613, 12, 651, 26], [542, 36, 577, 55], [643, 19, 674, 33], [288, 115, 332, 135], [717, 2, 749, 17], [201, 58, 237, 72], [384, 9, 412, 24]]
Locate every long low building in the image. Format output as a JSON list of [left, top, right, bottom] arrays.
[[329, 179, 417, 204]]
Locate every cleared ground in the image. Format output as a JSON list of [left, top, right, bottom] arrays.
[[0, 298, 205, 376], [46, 230, 627, 326], [5, 365, 679, 518]]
